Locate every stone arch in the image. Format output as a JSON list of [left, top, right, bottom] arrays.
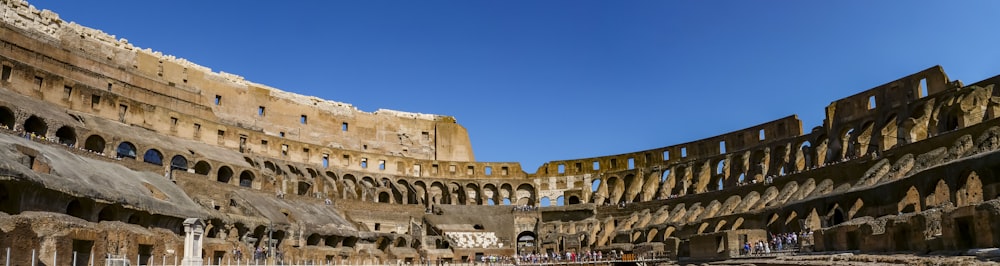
[[449, 182, 465, 204], [170, 155, 188, 170], [84, 135, 106, 153], [925, 179, 951, 208], [116, 142, 137, 159], [606, 176, 624, 204], [389, 181, 404, 204], [65, 199, 91, 221], [500, 183, 514, 205], [516, 183, 535, 205], [568, 196, 580, 205], [856, 121, 876, 156], [795, 140, 814, 172], [591, 178, 606, 204], [623, 173, 641, 202], [239, 171, 254, 188], [465, 183, 481, 205], [938, 109, 961, 134], [55, 126, 76, 146], [898, 186, 921, 213], [827, 204, 846, 226], [429, 181, 448, 205], [748, 149, 767, 179], [671, 166, 687, 196], [97, 205, 118, 222], [297, 181, 312, 196], [0, 106, 13, 129], [143, 149, 163, 166], [264, 161, 279, 175], [840, 127, 856, 160], [343, 174, 360, 200], [394, 180, 412, 204], [217, 166, 234, 183], [956, 171, 983, 207], [482, 183, 498, 205], [193, 161, 211, 175], [881, 114, 899, 150], [23, 115, 47, 136]]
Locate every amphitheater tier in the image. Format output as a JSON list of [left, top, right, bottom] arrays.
[[2, 0, 1000, 265]]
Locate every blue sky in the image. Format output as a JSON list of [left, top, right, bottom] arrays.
[[28, 1, 1000, 173]]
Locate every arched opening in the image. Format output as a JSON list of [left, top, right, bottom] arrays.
[[170, 155, 188, 170], [568, 196, 580, 205], [193, 161, 211, 175], [592, 179, 602, 192], [23, 115, 47, 136], [0, 107, 13, 130], [66, 200, 87, 220], [939, 111, 960, 133], [307, 234, 322, 246], [556, 196, 564, 206], [378, 192, 390, 203], [116, 142, 137, 159], [84, 135, 105, 153], [217, 166, 233, 183], [516, 231, 537, 254], [797, 141, 812, 170], [540, 197, 551, 207], [239, 171, 254, 188], [830, 207, 846, 226], [143, 149, 163, 165], [55, 126, 76, 146], [0, 184, 17, 214], [297, 181, 312, 196], [97, 206, 116, 222]]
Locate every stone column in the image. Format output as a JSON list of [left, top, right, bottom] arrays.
[[181, 218, 206, 266]]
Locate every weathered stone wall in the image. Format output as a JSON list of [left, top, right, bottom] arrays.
[[2, 0, 1000, 264]]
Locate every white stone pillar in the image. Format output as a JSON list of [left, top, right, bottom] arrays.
[[181, 218, 206, 266]]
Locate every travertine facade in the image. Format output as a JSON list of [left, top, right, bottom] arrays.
[[1, 1, 999, 265]]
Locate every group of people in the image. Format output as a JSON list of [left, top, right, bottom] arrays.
[[739, 231, 810, 256], [512, 205, 538, 212], [515, 249, 624, 264]]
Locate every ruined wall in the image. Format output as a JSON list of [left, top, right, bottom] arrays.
[[0, 0, 474, 163], [2, 0, 1000, 264]]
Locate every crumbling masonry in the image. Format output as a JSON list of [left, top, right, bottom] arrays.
[[1, 0, 999, 264]]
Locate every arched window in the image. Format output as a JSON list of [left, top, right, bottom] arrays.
[[217, 166, 233, 183], [0, 107, 14, 130], [143, 149, 163, 165], [170, 155, 188, 170], [55, 126, 76, 146], [239, 171, 254, 188], [116, 142, 137, 159], [556, 196, 565, 206], [194, 161, 211, 175], [23, 115, 47, 136], [591, 179, 602, 192], [84, 135, 106, 153], [540, 197, 551, 207]]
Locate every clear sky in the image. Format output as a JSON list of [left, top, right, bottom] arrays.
[[27, 0, 1000, 173]]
